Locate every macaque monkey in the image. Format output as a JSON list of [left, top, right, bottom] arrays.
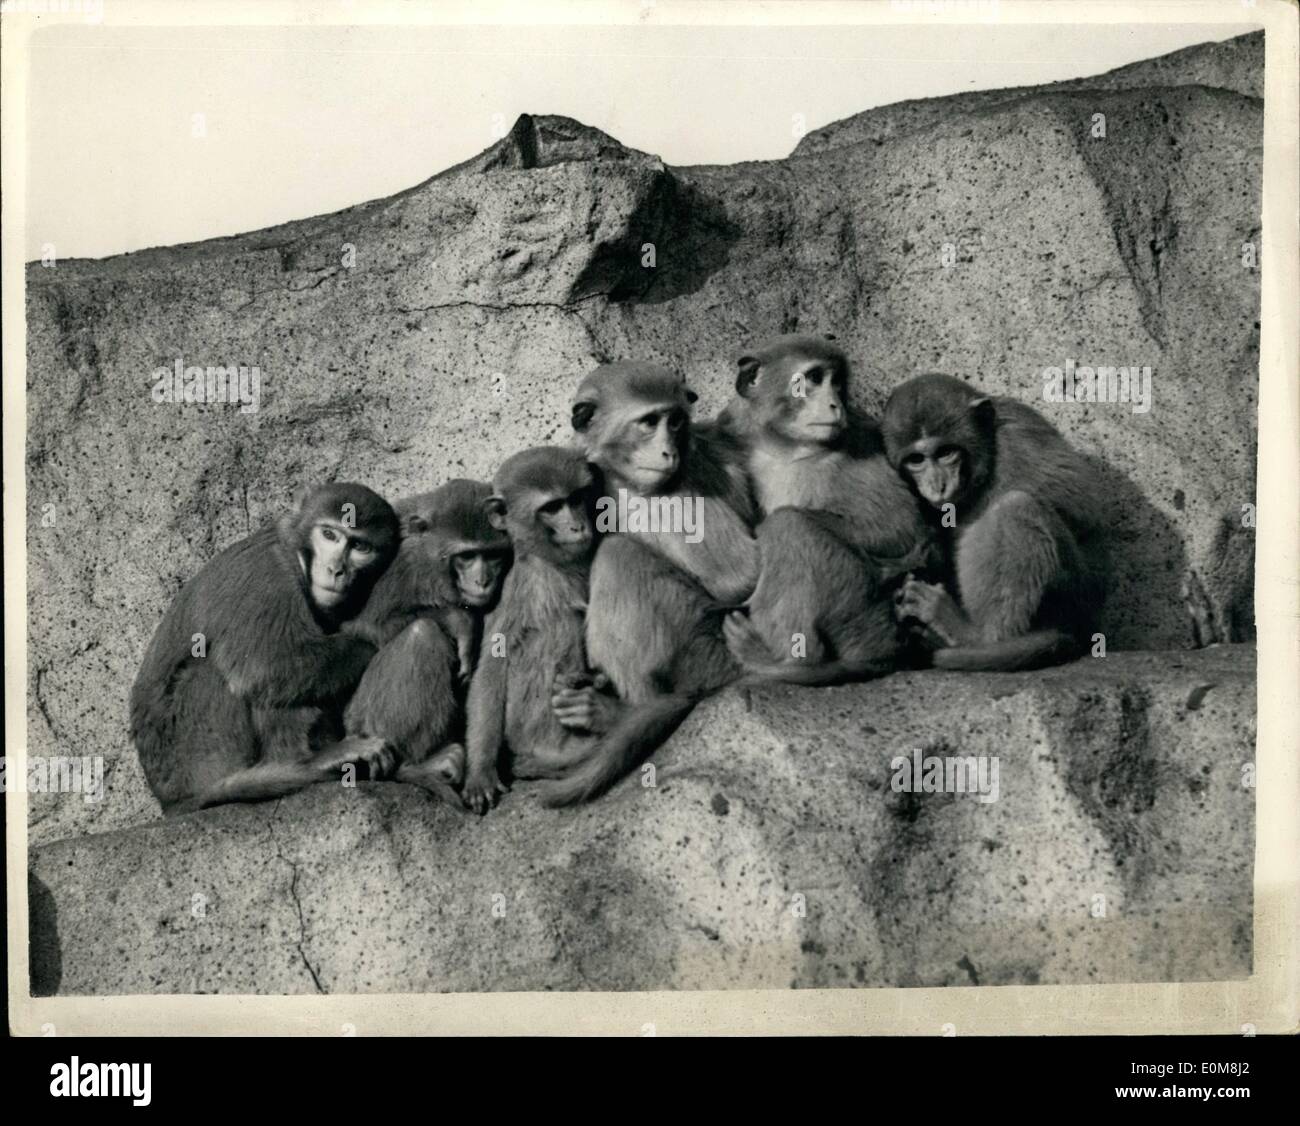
[[717, 334, 938, 684], [460, 447, 606, 813], [343, 480, 510, 803], [131, 483, 400, 814], [536, 361, 760, 807], [882, 372, 1106, 670]]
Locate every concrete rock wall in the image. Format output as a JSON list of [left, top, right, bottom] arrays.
[[29, 647, 1254, 994], [24, 33, 1261, 852]]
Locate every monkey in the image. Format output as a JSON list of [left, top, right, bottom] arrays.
[[342, 479, 511, 804], [535, 361, 761, 807], [130, 483, 400, 815], [881, 372, 1107, 670], [460, 446, 610, 814], [715, 334, 940, 685]]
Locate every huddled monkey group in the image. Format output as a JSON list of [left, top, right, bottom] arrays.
[[130, 335, 1107, 816]]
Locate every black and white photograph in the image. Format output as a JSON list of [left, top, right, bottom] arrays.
[[4, 0, 1297, 1047]]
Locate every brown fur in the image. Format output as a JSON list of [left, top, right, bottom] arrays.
[[718, 334, 939, 684], [535, 362, 758, 807], [130, 483, 399, 813], [461, 447, 602, 813], [343, 480, 509, 804], [882, 372, 1107, 670]]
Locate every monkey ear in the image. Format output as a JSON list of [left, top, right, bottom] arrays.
[[684, 386, 699, 405], [735, 356, 760, 397], [969, 397, 996, 430], [572, 400, 597, 433], [484, 495, 508, 531], [290, 484, 314, 513]]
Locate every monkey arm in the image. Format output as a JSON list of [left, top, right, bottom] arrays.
[[226, 633, 378, 708], [213, 581, 379, 708], [462, 640, 509, 814], [438, 606, 477, 683], [636, 498, 760, 605]]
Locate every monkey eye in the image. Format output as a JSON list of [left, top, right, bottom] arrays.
[[903, 452, 926, 468], [638, 412, 660, 430], [352, 541, 375, 556], [319, 525, 341, 542], [936, 446, 961, 462], [539, 498, 564, 517], [804, 366, 824, 385], [666, 410, 686, 432]]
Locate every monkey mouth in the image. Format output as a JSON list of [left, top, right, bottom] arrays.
[[458, 584, 496, 606], [554, 532, 592, 548], [920, 487, 956, 507], [629, 463, 677, 482], [312, 583, 349, 606]]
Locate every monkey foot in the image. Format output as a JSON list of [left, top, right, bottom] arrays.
[[426, 743, 467, 786], [315, 735, 397, 781], [461, 767, 509, 815]]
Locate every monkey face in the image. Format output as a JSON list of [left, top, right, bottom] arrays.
[[572, 363, 696, 493], [900, 440, 965, 508], [735, 340, 848, 447], [535, 489, 594, 560], [285, 482, 399, 616], [488, 447, 596, 565], [607, 405, 688, 491], [774, 358, 846, 444], [305, 520, 385, 608], [451, 549, 508, 608]]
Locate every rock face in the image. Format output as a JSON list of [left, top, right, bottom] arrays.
[[25, 32, 1261, 855], [29, 647, 1255, 994]]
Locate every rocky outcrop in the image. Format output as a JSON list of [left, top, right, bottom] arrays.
[[28, 646, 1255, 994], [25, 32, 1260, 849]]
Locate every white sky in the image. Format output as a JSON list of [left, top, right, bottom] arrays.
[[25, 21, 1254, 261]]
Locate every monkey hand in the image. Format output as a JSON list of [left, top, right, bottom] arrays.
[[461, 767, 509, 815], [894, 577, 968, 646], [551, 672, 619, 734], [722, 611, 782, 673]]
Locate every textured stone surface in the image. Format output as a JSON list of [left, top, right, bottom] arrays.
[[25, 33, 1260, 847], [28, 646, 1254, 994]]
